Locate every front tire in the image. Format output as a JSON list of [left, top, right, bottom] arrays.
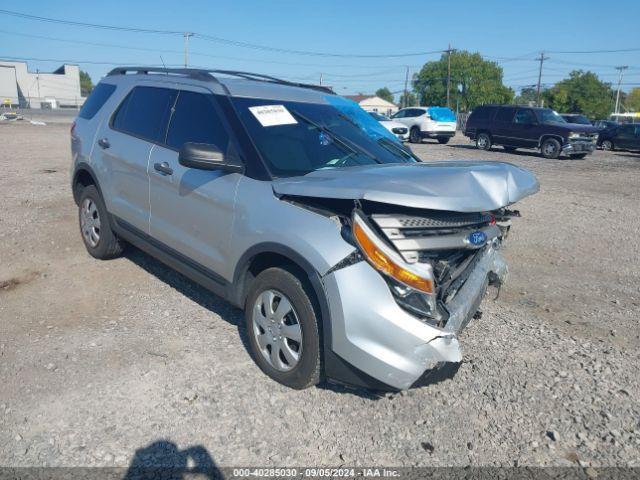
[[409, 127, 422, 144], [437, 137, 450, 144], [541, 138, 561, 159], [78, 185, 124, 259], [245, 267, 321, 389], [476, 132, 492, 150], [601, 140, 614, 151]]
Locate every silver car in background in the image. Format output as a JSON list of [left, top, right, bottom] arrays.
[[71, 67, 539, 390]]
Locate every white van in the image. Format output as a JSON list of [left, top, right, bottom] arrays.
[[391, 106, 457, 144]]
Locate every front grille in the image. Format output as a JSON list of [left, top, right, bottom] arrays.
[[374, 212, 492, 230], [392, 127, 408, 134]]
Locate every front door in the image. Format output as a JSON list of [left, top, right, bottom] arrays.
[[148, 87, 242, 281], [511, 108, 541, 148]]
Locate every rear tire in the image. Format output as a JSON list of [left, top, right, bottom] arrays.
[[78, 185, 124, 259], [437, 137, 450, 144], [541, 138, 561, 159], [476, 132, 492, 150], [409, 127, 422, 144], [245, 267, 321, 389]]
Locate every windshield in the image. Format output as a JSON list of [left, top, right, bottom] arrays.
[[369, 111, 389, 121], [427, 107, 456, 122], [232, 96, 418, 177], [537, 109, 566, 124]]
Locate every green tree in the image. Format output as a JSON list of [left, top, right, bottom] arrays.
[[542, 70, 614, 119], [375, 87, 394, 103], [80, 70, 93, 97], [398, 91, 418, 108], [412, 50, 513, 111], [514, 87, 540, 105], [625, 87, 640, 112]]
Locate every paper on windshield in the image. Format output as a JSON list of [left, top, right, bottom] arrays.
[[249, 105, 298, 127]]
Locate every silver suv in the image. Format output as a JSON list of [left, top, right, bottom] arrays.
[[71, 67, 539, 390]]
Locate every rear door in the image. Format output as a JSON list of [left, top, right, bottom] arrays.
[[491, 107, 516, 145], [615, 124, 635, 149], [148, 87, 242, 280], [95, 85, 176, 233], [510, 108, 541, 147]]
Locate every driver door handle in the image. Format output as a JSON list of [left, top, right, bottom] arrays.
[[153, 162, 173, 176]]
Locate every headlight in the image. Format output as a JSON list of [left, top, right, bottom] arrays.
[[352, 211, 434, 294], [569, 132, 582, 139]]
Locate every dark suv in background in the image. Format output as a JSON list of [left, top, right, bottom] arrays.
[[464, 105, 598, 159]]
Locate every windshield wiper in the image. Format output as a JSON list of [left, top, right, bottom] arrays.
[[288, 109, 380, 162]]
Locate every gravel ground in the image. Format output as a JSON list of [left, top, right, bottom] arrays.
[[0, 121, 639, 469]]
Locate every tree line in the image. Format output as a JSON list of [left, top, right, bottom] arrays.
[[374, 50, 640, 119]]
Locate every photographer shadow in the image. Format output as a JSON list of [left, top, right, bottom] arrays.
[[123, 440, 222, 480]]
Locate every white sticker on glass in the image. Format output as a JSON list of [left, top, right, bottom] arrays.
[[249, 105, 298, 127]]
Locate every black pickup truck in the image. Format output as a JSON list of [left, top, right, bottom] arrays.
[[464, 105, 599, 159]]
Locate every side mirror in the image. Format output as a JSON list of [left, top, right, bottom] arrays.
[[178, 142, 243, 173]]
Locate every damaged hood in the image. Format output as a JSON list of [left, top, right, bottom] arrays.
[[272, 161, 539, 212]]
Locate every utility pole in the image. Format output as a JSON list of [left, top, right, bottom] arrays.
[[183, 32, 194, 68], [446, 44, 454, 108], [319, 73, 323, 86], [36, 69, 41, 107], [402, 66, 409, 108], [614, 66, 628, 114], [535, 52, 548, 107]]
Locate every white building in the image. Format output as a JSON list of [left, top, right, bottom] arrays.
[[0, 61, 83, 109], [345, 94, 398, 117]]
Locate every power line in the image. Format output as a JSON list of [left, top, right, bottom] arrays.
[[0, 8, 448, 58]]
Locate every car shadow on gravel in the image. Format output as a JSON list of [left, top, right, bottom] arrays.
[[447, 144, 590, 160], [123, 248, 253, 356], [123, 439, 222, 479]]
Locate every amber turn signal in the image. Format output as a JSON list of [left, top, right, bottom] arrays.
[[353, 214, 434, 295]]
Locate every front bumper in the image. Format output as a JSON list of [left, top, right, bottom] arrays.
[[323, 245, 507, 390], [562, 140, 596, 154]]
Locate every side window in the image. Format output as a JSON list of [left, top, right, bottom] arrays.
[[392, 110, 403, 118], [514, 109, 536, 124], [111, 86, 177, 142], [166, 91, 230, 151], [495, 107, 516, 123], [78, 83, 116, 120]]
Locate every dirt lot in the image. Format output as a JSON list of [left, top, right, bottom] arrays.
[[1, 121, 639, 469]]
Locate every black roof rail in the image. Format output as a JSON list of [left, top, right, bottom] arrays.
[[106, 66, 334, 94]]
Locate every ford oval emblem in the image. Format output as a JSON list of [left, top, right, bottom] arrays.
[[468, 231, 487, 246]]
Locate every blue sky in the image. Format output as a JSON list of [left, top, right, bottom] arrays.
[[1, 0, 639, 99]]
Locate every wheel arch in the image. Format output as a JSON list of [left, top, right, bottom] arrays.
[[72, 162, 103, 205], [538, 134, 564, 148], [231, 242, 333, 370]]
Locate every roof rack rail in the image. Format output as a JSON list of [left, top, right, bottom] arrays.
[[106, 67, 334, 94]]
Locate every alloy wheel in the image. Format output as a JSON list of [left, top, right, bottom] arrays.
[[252, 289, 303, 372], [80, 198, 101, 248]]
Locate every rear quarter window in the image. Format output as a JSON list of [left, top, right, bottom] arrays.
[[470, 106, 495, 122], [78, 83, 116, 120]]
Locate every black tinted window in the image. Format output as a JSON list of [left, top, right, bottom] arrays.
[[78, 83, 116, 120], [514, 109, 536, 124], [112, 86, 176, 142], [166, 91, 229, 151], [471, 106, 495, 121], [495, 107, 516, 122]]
